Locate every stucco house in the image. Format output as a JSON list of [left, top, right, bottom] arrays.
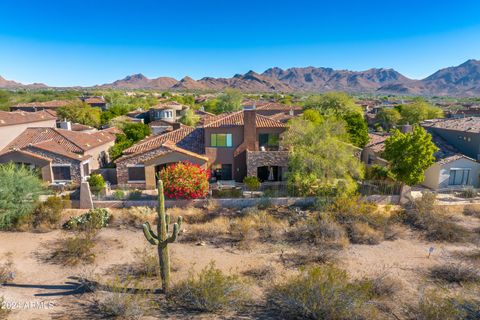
[[0, 110, 57, 150], [362, 129, 480, 190], [0, 127, 116, 185], [115, 106, 289, 189]]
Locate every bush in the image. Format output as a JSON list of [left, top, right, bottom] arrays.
[[49, 233, 96, 266], [230, 210, 287, 247], [32, 196, 65, 229], [404, 193, 470, 242], [348, 222, 383, 245], [409, 290, 468, 320], [96, 278, 148, 320], [211, 187, 242, 198], [243, 176, 261, 191], [0, 253, 15, 284], [88, 173, 106, 195], [112, 189, 126, 200], [160, 162, 210, 199], [290, 214, 349, 249], [0, 163, 45, 230], [128, 189, 143, 200], [268, 265, 377, 319], [429, 264, 480, 284], [171, 262, 250, 312], [460, 187, 477, 198], [182, 216, 230, 242], [63, 208, 111, 231], [132, 247, 160, 278], [367, 273, 402, 298], [327, 196, 385, 228]]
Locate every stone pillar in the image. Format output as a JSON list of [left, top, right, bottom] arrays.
[[79, 181, 94, 209], [145, 165, 156, 190]]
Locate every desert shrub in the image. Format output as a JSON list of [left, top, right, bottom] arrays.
[[257, 196, 273, 209], [409, 290, 468, 320], [404, 193, 470, 242], [0, 253, 15, 283], [463, 206, 480, 218], [0, 162, 45, 230], [458, 249, 480, 262], [460, 187, 477, 199], [280, 248, 336, 268], [243, 176, 261, 191], [290, 214, 349, 249], [230, 210, 287, 245], [49, 232, 96, 266], [132, 247, 159, 278], [268, 264, 377, 319], [128, 189, 143, 200], [327, 196, 386, 228], [63, 208, 111, 231], [429, 264, 480, 284], [171, 262, 250, 312], [87, 173, 106, 195], [32, 195, 65, 229], [348, 222, 383, 245], [96, 278, 149, 320], [241, 265, 275, 282], [160, 162, 210, 199], [182, 216, 230, 242], [211, 187, 242, 198], [366, 273, 402, 298], [168, 206, 206, 224], [112, 189, 126, 200], [117, 207, 155, 228]]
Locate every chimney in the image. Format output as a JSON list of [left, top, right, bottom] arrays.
[[172, 122, 181, 130], [59, 119, 72, 131], [243, 105, 257, 151]]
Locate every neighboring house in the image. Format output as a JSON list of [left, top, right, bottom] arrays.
[[115, 126, 208, 189], [115, 106, 290, 189], [0, 127, 116, 185], [254, 102, 303, 118], [81, 96, 107, 110], [148, 101, 186, 123], [10, 100, 70, 112], [361, 130, 480, 189], [422, 117, 480, 161], [361, 133, 389, 167], [0, 110, 57, 150], [149, 120, 182, 135], [204, 107, 288, 182]]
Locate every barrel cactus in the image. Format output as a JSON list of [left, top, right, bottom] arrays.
[[142, 180, 182, 292]]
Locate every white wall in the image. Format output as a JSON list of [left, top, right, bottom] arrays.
[[423, 157, 480, 189]]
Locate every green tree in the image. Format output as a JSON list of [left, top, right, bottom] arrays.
[[302, 109, 323, 125], [383, 126, 438, 186], [0, 163, 45, 229], [87, 173, 106, 195], [216, 89, 243, 113], [122, 122, 151, 142], [179, 109, 200, 126], [57, 101, 101, 127], [304, 92, 362, 117], [398, 98, 443, 125], [0, 90, 10, 111], [343, 111, 369, 147], [377, 108, 401, 131], [283, 116, 364, 197]]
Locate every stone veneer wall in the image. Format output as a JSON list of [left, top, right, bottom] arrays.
[[24, 147, 82, 183], [246, 150, 289, 177], [116, 147, 171, 188]]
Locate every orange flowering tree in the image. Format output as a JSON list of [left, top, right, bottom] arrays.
[[159, 162, 210, 199]]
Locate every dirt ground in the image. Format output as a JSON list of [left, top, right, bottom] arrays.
[[0, 204, 479, 320]]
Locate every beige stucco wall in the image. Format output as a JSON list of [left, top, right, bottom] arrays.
[[0, 119, 57, 150], [422, 158, 480, 189], [422, 163, 441, 189], [84, 141, 115, 170]]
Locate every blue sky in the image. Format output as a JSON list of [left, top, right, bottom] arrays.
[[1, 0, 480, 86]]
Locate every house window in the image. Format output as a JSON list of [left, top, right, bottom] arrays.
[[127, 165, 146, 182], [211, 134, 232, 147], [259, 133, 280, 151], [211, 164, 232, 180], [448, 169, 470, 186], [52, 165, 72, 181]]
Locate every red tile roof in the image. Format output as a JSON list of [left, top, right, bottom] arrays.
[[203, 110, 286, 128], [0, 110, 56, 127], [366, 133, 389, 153], [11, 100, 71, 109], [1, 127, 116, 161], [83, 97, 106, 104]]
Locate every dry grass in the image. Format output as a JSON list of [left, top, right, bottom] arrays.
[[368, 273, 403, 298], [241, 264, 275, 283], [407, 290, 471, 320], [48, 231, 97, 266], [429, 263, 480, 284], [182, 216, 231, 242], [348, 222, 384, 245], [280, 247, 336, 268], [114, 207, 156, 228], [168, 206, 207, 224]]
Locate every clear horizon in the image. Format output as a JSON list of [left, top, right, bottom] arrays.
[[1, 0, 480, 87]]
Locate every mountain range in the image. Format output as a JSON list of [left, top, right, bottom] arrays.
[[2, 60, 480, 96]]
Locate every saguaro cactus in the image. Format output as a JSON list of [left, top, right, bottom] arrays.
[[142, 180, 182, 292]]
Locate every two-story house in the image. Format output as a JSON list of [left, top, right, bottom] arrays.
[[115, 106, 289, 189]]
